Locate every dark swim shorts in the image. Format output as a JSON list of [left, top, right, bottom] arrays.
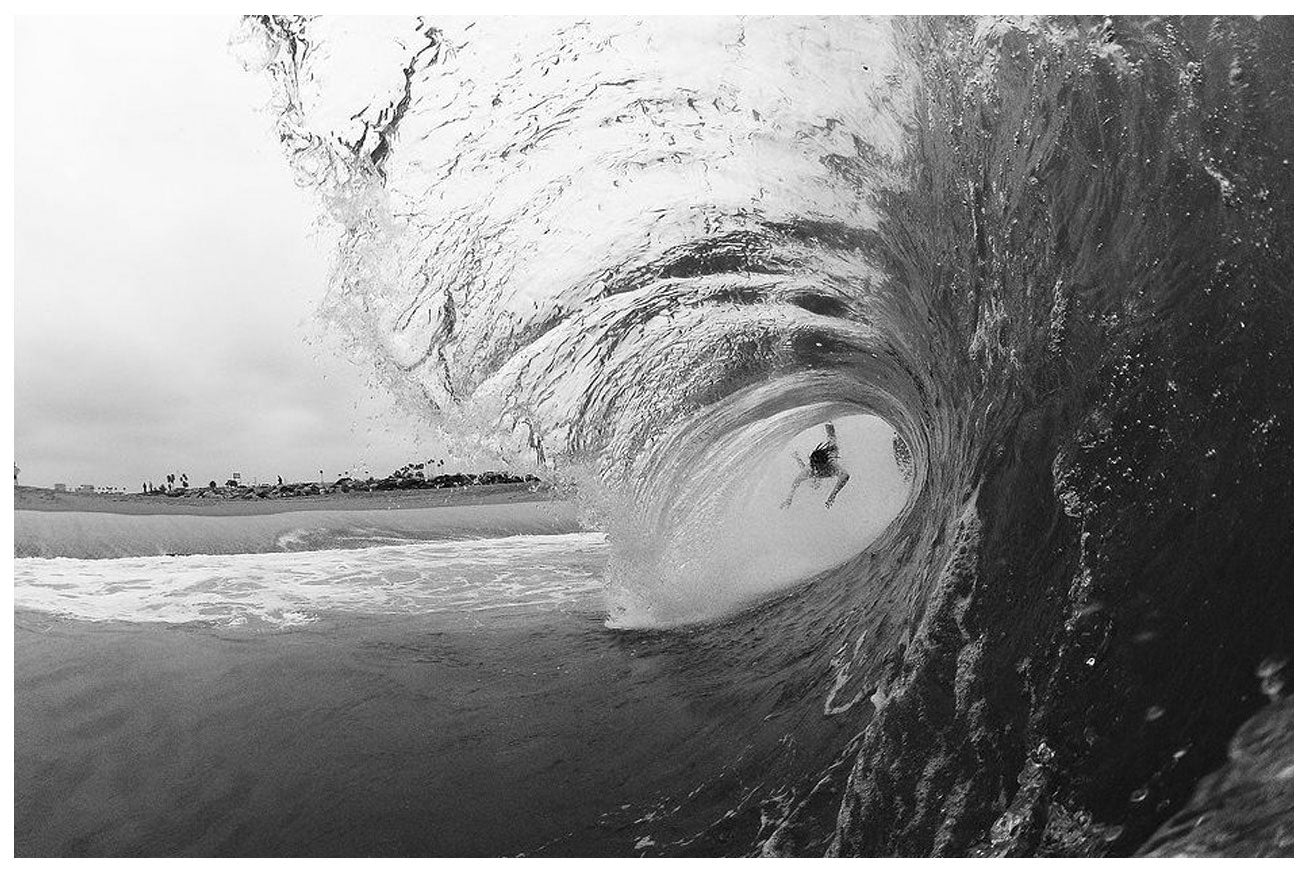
[[809, 447, 838, 477]]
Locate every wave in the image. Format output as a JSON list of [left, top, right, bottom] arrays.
[[15, 532, 607, 629], [15, 501, 580, 560], [236, 15, 1293, 856]]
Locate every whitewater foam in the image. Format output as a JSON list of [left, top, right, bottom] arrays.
[[15, 532, 608, 629]]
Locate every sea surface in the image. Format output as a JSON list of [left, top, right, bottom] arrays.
[[14, 500, 863, 857]]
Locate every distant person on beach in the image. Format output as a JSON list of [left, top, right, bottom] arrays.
[[781, 422, 850, 510]]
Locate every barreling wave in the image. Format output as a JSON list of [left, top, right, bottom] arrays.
[[237, 16, 1292, 856]]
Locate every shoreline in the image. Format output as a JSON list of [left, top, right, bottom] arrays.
[[14, 482, 562, 518]]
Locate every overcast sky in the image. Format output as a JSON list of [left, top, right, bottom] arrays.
[[15, 16, 436, 489]]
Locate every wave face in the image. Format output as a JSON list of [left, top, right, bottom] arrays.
[[238, 16, 1293, 856]]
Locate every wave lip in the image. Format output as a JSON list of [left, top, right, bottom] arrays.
[[237, 16, 930, 627]]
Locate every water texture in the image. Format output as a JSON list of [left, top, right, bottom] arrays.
[[14, 532, 607, 629], [15, 15, 1290, 857], [231, 15, 1292, 854]]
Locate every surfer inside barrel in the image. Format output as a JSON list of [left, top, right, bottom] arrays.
[[781, 422, 851, 509]]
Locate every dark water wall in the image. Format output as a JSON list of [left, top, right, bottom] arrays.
[[238, 16, 1293, 856], [810, 18, 1293, 856]]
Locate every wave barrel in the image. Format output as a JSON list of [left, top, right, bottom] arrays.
[[240, 16, 1294, 857]]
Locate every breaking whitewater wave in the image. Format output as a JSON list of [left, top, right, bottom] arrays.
[[236, 16, 1292, 856], [15, 532, 607, 629], [235, 15, 930, 626], [594, 410, 911, 626]]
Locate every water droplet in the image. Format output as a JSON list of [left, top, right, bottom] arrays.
[[1145, 705, 1165, 722], [1256, 656, 1286, 678], [1103, 825, 1124, 842], [1072, 601, 1104, 620], [1261, 674, 1285, 699], [1129, 788, 1149, 804], [1085, 657, 1096, 667]]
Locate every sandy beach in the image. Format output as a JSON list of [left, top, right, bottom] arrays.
[[13, 482, 555, 517]]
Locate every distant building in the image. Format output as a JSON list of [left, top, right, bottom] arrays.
[[53, 483, 66, 492], [76, 484, 95, 493]]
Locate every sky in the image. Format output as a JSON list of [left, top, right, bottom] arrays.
[[14, 16, 435, 489]]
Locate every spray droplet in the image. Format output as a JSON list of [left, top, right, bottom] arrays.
[[1145, 705, 1165, 722], [1085, 657, 1096, 667], [1256, 656, 1286, 678], [1129, 788, 1149, 804], [1072, 600, 1104, 620], [1261, 673, 1285, 700]]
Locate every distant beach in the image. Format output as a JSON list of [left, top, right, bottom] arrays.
[[13, 482, 554, 517], [15, 482, 582, 560]]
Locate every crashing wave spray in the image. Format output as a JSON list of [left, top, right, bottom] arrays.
[[235, 16, 926, 624]]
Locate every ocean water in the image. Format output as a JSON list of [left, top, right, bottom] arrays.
[[14, 531, 608, 630], [16, 14, 1294, 858], [15, 523, 632, 856], [15, 499, 581, 560], [15, 504, 877, 856]]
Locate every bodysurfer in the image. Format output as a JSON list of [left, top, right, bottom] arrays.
[[781, 422, 850, 509]]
